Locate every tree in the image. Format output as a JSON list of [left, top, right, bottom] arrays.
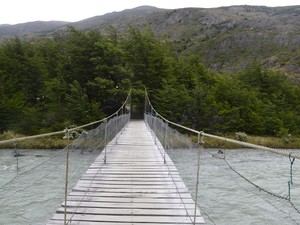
[[65, 80, 104, 125], [0, 38, 47, 133], [212, 75, 265, 134], [154, 83, 193, 126], [124, 27, 170, 91]]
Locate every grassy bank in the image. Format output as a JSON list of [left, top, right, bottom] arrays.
[[200, 134, 300, 149], [0, 131, 70, 149], [1, 131, 300, 149]]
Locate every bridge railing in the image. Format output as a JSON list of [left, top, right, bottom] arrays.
[[144, 89, 300, 224]]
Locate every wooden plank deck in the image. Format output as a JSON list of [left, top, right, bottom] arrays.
[[47, 120, 204, 225]]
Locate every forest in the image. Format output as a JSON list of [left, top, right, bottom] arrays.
[[0, 27, 300, 137]]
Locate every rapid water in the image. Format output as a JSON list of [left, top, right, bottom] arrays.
[[167, 148, 300, 225], [0, 148, 299, 224], [0, 148, 99, 225]]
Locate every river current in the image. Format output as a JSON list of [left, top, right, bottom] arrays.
[[0, 148, 299, 225], [168, 148, 300, 225]]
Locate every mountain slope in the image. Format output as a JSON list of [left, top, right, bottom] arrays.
[[0, 21, 70, 41], [70, 5, 300, 79], [68, 6, 167, 30], [1, 5, 300, 79]]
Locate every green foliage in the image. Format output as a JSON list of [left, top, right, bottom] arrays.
[[154, 58, 300, 135], [0, 29, 129, 134], [65, 81, 92, 123], [154, 83, 193, 125], [124, 27, 170, 91], [0, 27, 299, 138]]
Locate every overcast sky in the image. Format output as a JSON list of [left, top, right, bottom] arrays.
[[1, 0, 299, 25]]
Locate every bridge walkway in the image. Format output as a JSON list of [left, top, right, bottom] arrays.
[[47, 120, 204, 224]]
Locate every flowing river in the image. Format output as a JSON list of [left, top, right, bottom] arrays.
[[0, 148, 299, 225], [168, 148, 300, 225]]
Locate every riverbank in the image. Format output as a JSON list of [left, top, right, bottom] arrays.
[[1, 131, 300, 149], [0, 131, 70, 149], [201, 134, 300, 149]]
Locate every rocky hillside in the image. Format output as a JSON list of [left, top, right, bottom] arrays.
[[1, 5, 300, 80], [70, 6, 166, 30], [0, 21, 69, 40]]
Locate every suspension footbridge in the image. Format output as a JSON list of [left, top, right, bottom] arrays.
[[47, 120, 204, 224], [0, 90, 299, 225]]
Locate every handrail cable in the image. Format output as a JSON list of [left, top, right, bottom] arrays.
[[145, 89, 300, 160], [0, 90, 131, 146]]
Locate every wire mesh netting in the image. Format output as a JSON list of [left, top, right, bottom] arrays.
[[145, 113, 197, 150], [145, 113, 300, 225], [0, 112, 130, 225]]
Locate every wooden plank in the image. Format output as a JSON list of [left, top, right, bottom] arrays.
[[61, 201, 197, 209], [68, 191, 194, 199], [48, 222, 200, 225], [81, 174, 181, 178], [56, 207, 201, 217], [91, 163, 175, 167], [77, 180, 187, 185], [85, 170, 180, 175], [48, 222, 201, 225], [51, 214, 205, 224], [66, 196, 195, 204], [74, 183, 187, 189], [88, 167, 177, 171], [72, 187, 190, 193], [80, 176, 182, 181]]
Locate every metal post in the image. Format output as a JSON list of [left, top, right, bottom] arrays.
[[194, 132, 204, 225], [14, 141, 19, 176], [81, 132, 86, 154], [128, 93, 131, 120], [64, 130, 70, 225], [104, 120, 108, 164], [153, 115, 157, 145], [144, 88, 147, 115], [150, 107, 154, 129], [121, 107, 124, 135], [115, 112, 119, 144], [163, 122, 168, 164]]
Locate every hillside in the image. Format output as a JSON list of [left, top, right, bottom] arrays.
[[71, 5, 300, 79], [0, 21, 69, 41], [1, 5, 300, 79], [70, 5, 166, 30]]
